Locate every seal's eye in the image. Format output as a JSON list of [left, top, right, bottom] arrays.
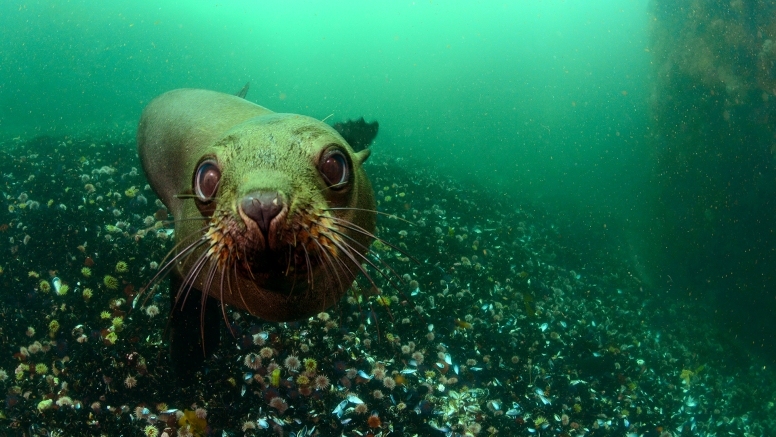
[[319, 149, 349, 190], [195, 160, 221, 201]]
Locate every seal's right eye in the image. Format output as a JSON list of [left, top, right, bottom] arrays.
[[319, 149, 349, 190], [195, 160, 221, 201]]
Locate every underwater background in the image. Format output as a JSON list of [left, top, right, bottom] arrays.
[[0, 0, 775, 436]]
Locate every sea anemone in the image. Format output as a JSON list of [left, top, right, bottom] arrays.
[[56, 396, 73, 407], [268, 397, 288, 414], [104, 332, 118, 345], [314, 375, 330, 391], [81, 267, 92, 277], [466, 422, 482, 435], [124, 375, 137, 388], [145, 305, 159, 317], [103, 275, 118, 289], [303, 358, 317, 373], [28, 342, 41, 354], [38, 280, 51, 293], [56, 284, 69, 296], [115, 261, 129, 273], [259, 347, 274, 359], [412, 351, 424, 364], [283, 355, 301, 372], [354, 403, 368, 414], [244, 353, 261, 370], [82, 288, 93, 300], [383, 376, 396, 390], [252, 332, 266, 346], [143, 425, 159, 437], [367, 413, 381, 428], [35, 363, 48, 374], [372, 367, 386, 380], [194, 407, 207, 419]]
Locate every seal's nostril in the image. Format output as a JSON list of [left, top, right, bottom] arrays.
[[241, 191, 283, 234]]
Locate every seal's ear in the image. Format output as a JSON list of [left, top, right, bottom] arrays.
[[235, 82, 250, 99], [354, 148, 371, 165]]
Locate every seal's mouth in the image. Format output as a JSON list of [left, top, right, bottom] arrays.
[[136, 203, 414, 327], [229, 197, 344, 294]]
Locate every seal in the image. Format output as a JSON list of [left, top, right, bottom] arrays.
[[136, 88, 377, 380]]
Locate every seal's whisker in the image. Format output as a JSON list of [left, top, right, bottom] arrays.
[[176, 246, 215, 311], [301, 243, 315, 289], [307, 243, 335, 302], [174, 193, 218, 202], [286, 243, 300, 296], [218, 253, 231, 330], [309, 238, 347, 306], [317, 223, 406, 289], [176, 254, 210, 311], [324, 215, 419, 264], [324, 207, 415, 224], [148, 226, 208, 269], [307, 246, 332, 305], [312, 223, 401, 290], [136, 235, 208, 310], [144, 226, 210, 285], [322, 242, 358, 292], [284, 243, 294, 276], [324, 246, 386, 325], [164, 216, 210, 223], [240, 246, 256, 282], [315, 226, 416, 324], [232, 258, 253, 313], [319, 231, 393, 293], [199, 257, 221, 352], [314, 222, 404, 291], [318, 181, 348, 192]]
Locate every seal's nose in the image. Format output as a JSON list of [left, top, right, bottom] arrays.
[[241, 191, 283, 234]]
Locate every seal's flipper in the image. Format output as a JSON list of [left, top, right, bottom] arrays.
[[332, 117, 379, 152], [236, 82, 250, 99], [169, 276, 222, 386]]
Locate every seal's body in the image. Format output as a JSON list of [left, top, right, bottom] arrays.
[[137, 89, 376, 380]]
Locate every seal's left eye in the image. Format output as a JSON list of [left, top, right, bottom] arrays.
[[195, 160, 221, 201], [319, 149, 349, 190]]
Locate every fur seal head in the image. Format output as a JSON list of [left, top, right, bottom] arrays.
[[137, 89, 376, 322]]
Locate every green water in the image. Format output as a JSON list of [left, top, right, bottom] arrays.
[[3, 2, 776, 434], [0, 0, 651, 221]]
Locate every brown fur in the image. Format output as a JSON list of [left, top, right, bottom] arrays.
[[137, 89, 375, 321]]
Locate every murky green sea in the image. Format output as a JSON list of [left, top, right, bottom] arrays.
[[1, 1, 775, 436]]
